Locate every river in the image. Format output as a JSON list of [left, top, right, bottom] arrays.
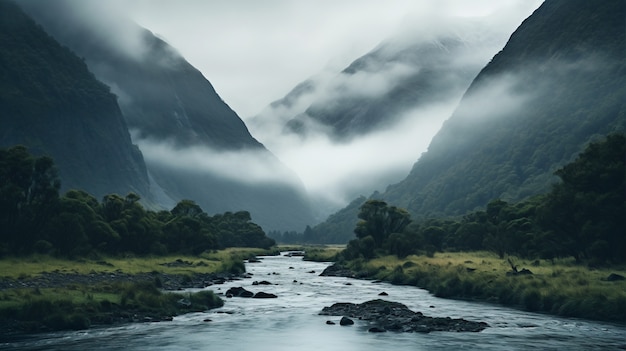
[[2, 253, 625, 350]]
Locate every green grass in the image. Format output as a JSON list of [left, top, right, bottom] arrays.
[[0, 247, 274, 279], [344, 251, 626, 323], [302, 245, 345, 262], [0, 281, 224, 332], [0, 247, 274, 333]]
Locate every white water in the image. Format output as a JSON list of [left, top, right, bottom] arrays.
[[3, 254, 625, 350]]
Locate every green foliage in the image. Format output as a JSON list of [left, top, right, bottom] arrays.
[[0, 281, 224, 332], [0, 146, 276, 258], [341, 134, 625, 264], [537, 133, 626, 262]]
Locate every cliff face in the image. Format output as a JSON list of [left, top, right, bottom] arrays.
[[0, 0, 150, 199]]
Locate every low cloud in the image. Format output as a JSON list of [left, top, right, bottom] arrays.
[[263, 102, 457, 209], [134, 135, 304, 188], [19, 0, 151, 62]]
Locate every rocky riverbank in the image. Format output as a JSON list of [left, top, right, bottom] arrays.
[[320, 299, 489, 333]]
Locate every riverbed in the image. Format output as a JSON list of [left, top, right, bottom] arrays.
[[2, 254, 624, 350]]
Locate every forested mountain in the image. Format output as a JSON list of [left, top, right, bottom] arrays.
[[17, 0, 314, 231], [0, 0, 150, 199], [383, 0, 625, 217], [307, 0, 625, 243]]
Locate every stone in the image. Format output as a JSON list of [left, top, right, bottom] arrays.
[[607, 273, 625, 281], [253, 292, 278, 299], [340, 316, 354, 326], [320, 299, 488, 333], [252, 280, 273, 286], [225, 287, 254, 298]]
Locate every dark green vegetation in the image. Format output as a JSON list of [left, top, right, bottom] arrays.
[[0, 0, 150, 200], [0, 145, 275, 257], [341, 134, 625, 263], [332, 134, 626, 322], [0, 281, 223, 333]]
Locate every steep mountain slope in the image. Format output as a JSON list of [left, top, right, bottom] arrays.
[[383, 0, 625, 217], [0, 0, 150, 199], [19, 1, 314, 231], [307, 0, 625, 243]]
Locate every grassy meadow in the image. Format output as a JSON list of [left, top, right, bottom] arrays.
[[343, 251, 626, 323], [0, 248, 275, 333]]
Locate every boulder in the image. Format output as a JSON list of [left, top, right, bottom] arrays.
[[319, 264, 355, 278], [606, 273, 625, 281], [252, 280, 273, 285], [225, 287, 254, 298], [339, 316, 354, 326], [253, 292, 278, 299], [320, 299, 488, 333]]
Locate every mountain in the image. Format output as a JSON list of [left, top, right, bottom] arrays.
[[250, 19, 508, 142], [310, 0, 626, 242], [18, 0, 314, 231], [0, 0, 150, 199]]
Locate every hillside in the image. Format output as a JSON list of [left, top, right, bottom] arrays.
[[383, 0, 625, 217], [308, 0, 625, 242], [0, 0, 150, 199], [18, 1, 314, 231]]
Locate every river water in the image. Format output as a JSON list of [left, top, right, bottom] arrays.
[[2, 253, 625, 350]]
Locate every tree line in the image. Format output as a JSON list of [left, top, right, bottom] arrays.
[[0, 145, 275, 257], [340, 133, 625, 264]]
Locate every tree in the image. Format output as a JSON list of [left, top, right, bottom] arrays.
[[539, 134, 626, 262], [355, 200, 411, 247]]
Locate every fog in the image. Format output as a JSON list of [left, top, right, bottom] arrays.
[[134, 135, 304, 188], [244, 2, 542, 212], [18, 0, 544, 221]]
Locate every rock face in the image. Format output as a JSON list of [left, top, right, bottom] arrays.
[[320, 299, 488, 333]]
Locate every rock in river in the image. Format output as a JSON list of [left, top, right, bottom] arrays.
[[253, 292, 278, 299], [320, 299, 489, 333], [225, 287, 254, 298]]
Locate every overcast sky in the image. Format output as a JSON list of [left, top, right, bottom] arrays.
[[114, 0, 543, 118]]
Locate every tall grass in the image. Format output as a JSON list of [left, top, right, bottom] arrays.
[[0, 281, 223, 332], [346, 252, 626, 323]]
